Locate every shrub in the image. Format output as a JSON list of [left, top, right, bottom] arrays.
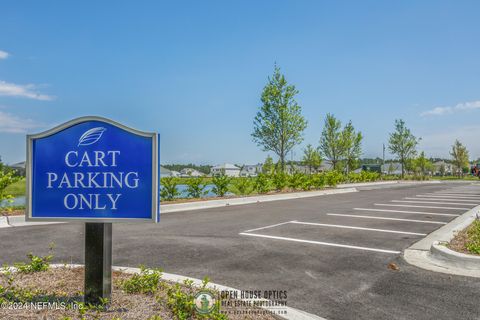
[[325, 171, 342, 187], [254, 173, 270, 194], [310, 173, 327, 189], [14, 243, 55, 274], [120, 266, 162, 294], [360, 171, 380, 182], [211, 174, 231, 197], [160, 177, 180, 201], [272, 172, 288, 191], [185, 177, 207, 198], [230, 177, 254, 196], [466, 220, 480, 254], [288, 173, 305, 190], [300, 174, 312, 191], [164, 277, 226, 320]]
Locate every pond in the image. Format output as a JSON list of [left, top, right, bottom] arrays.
[[3, 184, 229, 207], [1, 195, 26, 207]]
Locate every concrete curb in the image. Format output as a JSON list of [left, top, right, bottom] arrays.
[[50, 264, 326, 320], [404, 204, 480, 277], [0, 216, 10, 228], [430, 241, 480, 270], [161, 188, 358, 213]]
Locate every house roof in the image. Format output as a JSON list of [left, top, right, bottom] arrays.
[[9, 161, 26, 169], [160, 166, 172, 175]]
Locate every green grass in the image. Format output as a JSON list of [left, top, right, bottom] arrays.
[[4, 178, 26, 197]]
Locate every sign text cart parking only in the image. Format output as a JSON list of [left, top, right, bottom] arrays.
[[26, 116, 159, 304]]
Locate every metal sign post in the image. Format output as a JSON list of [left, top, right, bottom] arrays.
[[26, 116, 159, 305], [85, 222, 112, 305]]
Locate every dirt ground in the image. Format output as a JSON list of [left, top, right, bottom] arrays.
[[0, 267, 280, 320]]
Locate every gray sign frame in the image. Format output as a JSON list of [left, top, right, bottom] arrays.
[[26, 116, 159, 223]]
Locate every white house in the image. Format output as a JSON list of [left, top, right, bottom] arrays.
[[211, 163, 241, 177], [240, 164, 263, 177], [180, 168, 205, 177], [432, 161, 453, 176]]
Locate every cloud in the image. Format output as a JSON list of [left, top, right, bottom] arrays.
[[0, 80, 55, 101], [0, 50, 8, 59], [421, 100, 480, 116], [0, 111, 41, 133], [417, 124, 480, 159]]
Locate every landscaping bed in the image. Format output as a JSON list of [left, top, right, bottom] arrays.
[[0, 255, 278, 320], [448, 219, 480, 255]]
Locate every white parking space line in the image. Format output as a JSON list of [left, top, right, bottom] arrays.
[[239, 233, 401, 254], [432, 192, 480, 197], [418, 194, 480, 199], [374, 203, 470, 210], [243, 221, 293, 233], [391, 200, 476, 206], [407, 197, 479, 203], [289, 221, 426, 236], [326, 213, 447, 225], [354, 208, 459, 217]]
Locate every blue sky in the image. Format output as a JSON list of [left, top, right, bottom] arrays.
[[1, 1, 480, 165]]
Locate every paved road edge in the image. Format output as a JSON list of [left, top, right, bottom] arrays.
[[403, 204, 480, 278], [49, 264, 327, 320]]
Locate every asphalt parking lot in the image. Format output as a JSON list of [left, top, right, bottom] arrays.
[[2, 182, 480, 320]]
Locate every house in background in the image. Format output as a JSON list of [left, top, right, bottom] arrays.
[[318, 160, 333, 172], [180, 168, 204, 177], [211, 163, 241, 177], [432, 161, 453, 176], [160, 166, 173, 178], [240, 164, 263, 177]]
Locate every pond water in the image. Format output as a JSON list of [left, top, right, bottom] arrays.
[[1, 195, 26, 207], [3, 184, 228, 207]]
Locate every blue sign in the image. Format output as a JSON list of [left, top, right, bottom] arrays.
[[26, 116, 159, 222]]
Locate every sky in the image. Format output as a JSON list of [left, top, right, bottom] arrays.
[[1, 1, 480, 165]]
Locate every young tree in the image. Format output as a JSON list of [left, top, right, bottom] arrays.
[[439, 163, 446, 176], [450, 140, 469, 177], [341, 121, 363, 174], [262, 155, 275, 174], [252, 65, 307, 173], [302, 144, 322, 174], [319, 114, 344, 170], [388, 119, 419, 178], [414, 151, 433, 177]]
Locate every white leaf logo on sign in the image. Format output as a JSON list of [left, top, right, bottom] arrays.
[[78, 127, 106, 146]]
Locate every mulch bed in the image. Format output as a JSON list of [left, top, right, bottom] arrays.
[[448, 226, 480, 256], [1, 210, 25, 216], [0, 267, 279, 320]]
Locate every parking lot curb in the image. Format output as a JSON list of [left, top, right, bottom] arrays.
[[161, 188, 358, 213], [50, 264, 326, 320], [404, 204, 480, 277], [0, 216, 10, 228]]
